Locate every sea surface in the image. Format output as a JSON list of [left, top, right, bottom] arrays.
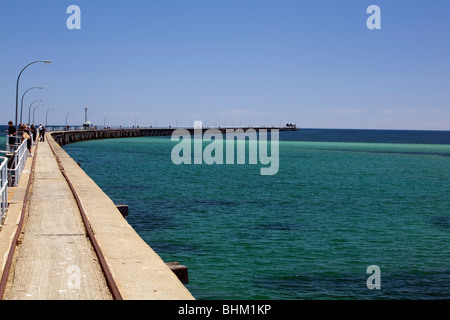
[[2, 128, 450, 299]]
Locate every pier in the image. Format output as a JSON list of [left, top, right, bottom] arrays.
[[0, 125, 296, 300], [0, 131, 195, 300], [50, 126, 298, 146]]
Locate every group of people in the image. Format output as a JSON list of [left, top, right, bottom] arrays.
[[6, 121, 47, 155]]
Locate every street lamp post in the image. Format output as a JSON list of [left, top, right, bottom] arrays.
[[66, 112, 74, 130], [15, 60, 51, 130], [46, 108, 55, 127], [28, 99, 43, 125], [33, 105, 44, 125], [20, 86, 43, 125]]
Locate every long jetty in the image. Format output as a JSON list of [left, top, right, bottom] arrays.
[[0, 126, 297, 300], [51, 126, 298, 146], [0, 129, 197, 300]]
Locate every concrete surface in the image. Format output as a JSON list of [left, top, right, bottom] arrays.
[[0, 135, 195, 300], [3, 140, 112, 299]]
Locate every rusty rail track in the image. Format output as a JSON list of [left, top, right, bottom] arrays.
[[0, 140, 123, 300], [47, 139, 123, 300]]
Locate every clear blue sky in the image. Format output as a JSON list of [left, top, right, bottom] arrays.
[[1, 0, 449, 129]]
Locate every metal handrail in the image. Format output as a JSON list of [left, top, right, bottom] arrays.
[[6, 135, 21, 152], [0, 157, 8, 220], [7, 140, 29, 187], [1, 135, 31, 220]]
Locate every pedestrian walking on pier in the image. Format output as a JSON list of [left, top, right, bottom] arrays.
[[30, 125, 37, 145], [39, 125, 46, 142]]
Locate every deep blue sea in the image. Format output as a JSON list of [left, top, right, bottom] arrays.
[[2, 128, 450, 299]]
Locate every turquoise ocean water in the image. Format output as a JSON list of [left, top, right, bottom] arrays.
[[2, 128, 450, 299]]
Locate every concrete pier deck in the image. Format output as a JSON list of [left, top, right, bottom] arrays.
[[0, 134, 194, 300]]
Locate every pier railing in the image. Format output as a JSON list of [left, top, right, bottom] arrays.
[[0, 135, 31, 221], [46, 124, 298, 132], [5, 139, 29, 187], [0, 157, 7, 220], [6, 135, 22, 152]]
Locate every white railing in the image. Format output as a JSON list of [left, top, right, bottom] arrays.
[[1, 134, 32, 220], [7, 140, 29, 187], [6, 135, 22, 152], [0, 157, 8, 220]]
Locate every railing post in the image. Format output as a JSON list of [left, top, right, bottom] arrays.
[[0, 158, 8, 221]]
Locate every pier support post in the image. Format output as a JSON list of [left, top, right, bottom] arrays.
[[115, 204, 128, 218], [166, 262, 189, 284]]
